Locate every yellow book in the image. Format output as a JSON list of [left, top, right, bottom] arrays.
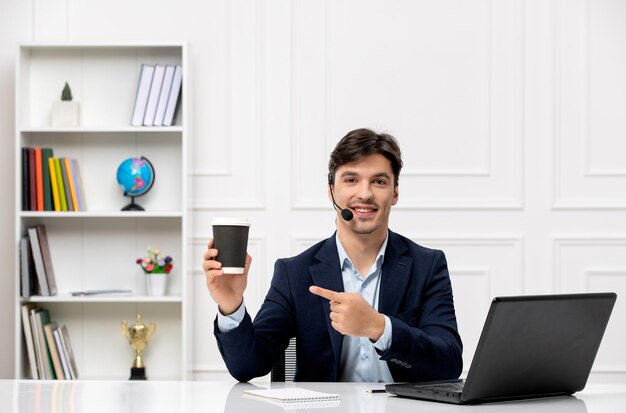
[[54, 158, 68, 211], [48, 158, 60, 211], [64, 158, 79, 211]]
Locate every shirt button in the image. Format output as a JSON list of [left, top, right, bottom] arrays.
[[362, 353, 369, 360]]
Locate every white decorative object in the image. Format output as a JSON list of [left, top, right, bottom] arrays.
[[51, 101, 80, 127], [145, 273, 168, 296]]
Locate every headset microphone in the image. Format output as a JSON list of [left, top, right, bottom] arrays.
[[328, 173, 354, 221]]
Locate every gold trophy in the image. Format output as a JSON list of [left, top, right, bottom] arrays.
[[121, 313, 156, 380]]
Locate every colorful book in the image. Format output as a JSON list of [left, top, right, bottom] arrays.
[[29, 148, 36, 211], [35, 147, 44, 211], [70, 159, 86, 211], [28, 226, 50, 296], [44, 322, 65, 379], [60, 159, 74, 212], [20, 303, 39, 379], [29, 308, 44, 378], [21, 147, 29, 211], [54, 158, 68, 211], [36, 225, 57, 296], [41, 148, 54, 211], [53, 328, 71, 379], [59, 326, 78, 379], [48, 157, 60, 211], [64, 158, 79, 211], [34, 309, 56, 379], [20, 236, 36, 298]]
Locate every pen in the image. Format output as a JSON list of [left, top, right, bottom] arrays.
[[367, 389, 387, 394]]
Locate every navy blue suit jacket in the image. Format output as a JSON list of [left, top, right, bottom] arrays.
[[214, 230, 463, 382]]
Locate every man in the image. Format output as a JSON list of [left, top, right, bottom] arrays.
[[203, 128, 462, 382]]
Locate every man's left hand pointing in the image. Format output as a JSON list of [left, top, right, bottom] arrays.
[[309, 285, 385, 341]]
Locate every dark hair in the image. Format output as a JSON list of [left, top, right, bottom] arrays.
[[328, 128, 403, 187]]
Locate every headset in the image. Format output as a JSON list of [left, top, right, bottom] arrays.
[[327, 173, 354, 221]]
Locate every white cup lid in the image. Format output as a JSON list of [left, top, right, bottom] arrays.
[[211, 217, 250, 226]]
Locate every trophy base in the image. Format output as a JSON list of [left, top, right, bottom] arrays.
[[130, 367, 147, 380]]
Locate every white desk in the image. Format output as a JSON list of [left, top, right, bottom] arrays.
[[1, 380, 625, 412]]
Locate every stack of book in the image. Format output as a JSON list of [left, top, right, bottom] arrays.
[[131, 64, 183, 127], [21, 147, 86, 212], [20, 304, 79, 380], [20, 225, 56, 298]]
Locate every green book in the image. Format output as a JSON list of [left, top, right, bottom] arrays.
[[35, 309, 57, 379], [41, 148, 54, 211], [54, 158, 68, 211]]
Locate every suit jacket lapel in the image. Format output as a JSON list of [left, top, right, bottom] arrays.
[[379, 230, 412, 316], [309, 235, 344, 377]]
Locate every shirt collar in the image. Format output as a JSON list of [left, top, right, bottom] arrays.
[[335, 232, 389, 275]]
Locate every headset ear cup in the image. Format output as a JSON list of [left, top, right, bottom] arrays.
[[327, 173, 333, 185]]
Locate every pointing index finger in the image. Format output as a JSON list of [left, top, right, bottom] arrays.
[[309, 286, 340, 301]]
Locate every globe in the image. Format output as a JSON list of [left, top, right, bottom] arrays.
[[116, 156, 155, 211]]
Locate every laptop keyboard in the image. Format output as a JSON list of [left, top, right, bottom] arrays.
[[415, 381, 465, 392]]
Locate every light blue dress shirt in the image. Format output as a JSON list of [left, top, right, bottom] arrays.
[[217, 234, 394, 383], [335, 234, 393, 383]]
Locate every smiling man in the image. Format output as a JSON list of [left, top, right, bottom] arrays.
[[203, 128, 463, 382]]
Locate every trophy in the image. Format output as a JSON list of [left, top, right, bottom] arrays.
[[121, 313, 156, 380]]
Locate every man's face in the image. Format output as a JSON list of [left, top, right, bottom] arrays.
[[330, 154, 399, 236]]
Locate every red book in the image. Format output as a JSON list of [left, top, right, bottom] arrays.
[[29, 148, 36, 211], [35, 148, 44, 211]]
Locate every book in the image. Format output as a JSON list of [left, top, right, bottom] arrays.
[[35, 147, 43, 211], [36, 225, 57, 296], [54, 158, 68, 211], [162, 65, 182, 126], [59, 325, 78, 379], [28, 148, 36, 211], [41, 148, 54, 211], [44, 322, 65, 379], [70, 289, 133, 297], [20, 236, 36, 298], [153, 65, 175, 126], [60, 159, 74, 212], [64, 158, 79, 211], [143, 64, 166, 126], [242, 388, 341, 406], [131, 64, 155, 126], [21, 147, 29, 211], [69, 159, 86, 211], [29, 308, 44, 378], [28, 226, 50, 296], [34, 309, 56, 379], [53, 328, 71, 379], [48, 157, 60, 211], [20, 303, 39, 379]]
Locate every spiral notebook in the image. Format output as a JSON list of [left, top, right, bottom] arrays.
[[243, 388, 340, 409]]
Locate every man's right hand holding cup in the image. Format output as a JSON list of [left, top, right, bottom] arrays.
[[203, 239, 252, 316]]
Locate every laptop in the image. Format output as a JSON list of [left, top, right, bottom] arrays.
[[385, 292, 617, 404]]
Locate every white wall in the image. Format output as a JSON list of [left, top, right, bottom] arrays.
[[1, 0, 626, 380]]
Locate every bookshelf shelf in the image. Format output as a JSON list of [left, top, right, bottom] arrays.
[[23, 295, 183, 303], [14, 43, 189, 381], [21, 126, 183, 133], [20, 211, 183, 218]]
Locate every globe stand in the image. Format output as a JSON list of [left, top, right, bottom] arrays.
[[121, 196, 145, 211]]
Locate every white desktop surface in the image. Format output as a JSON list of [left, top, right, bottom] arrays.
[[1, 380, 625, 413]]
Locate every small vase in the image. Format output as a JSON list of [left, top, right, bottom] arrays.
[[51, 101, 80, 127], [145, 273, 168, 296]]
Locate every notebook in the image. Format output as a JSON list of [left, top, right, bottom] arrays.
[[243, 388, 340, 409], [386, 292, 617, 404]]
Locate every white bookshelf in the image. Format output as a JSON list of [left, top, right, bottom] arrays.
[[14, 44, 189, 380]]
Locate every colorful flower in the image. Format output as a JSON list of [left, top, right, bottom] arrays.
[[136, 247, 174, 274]]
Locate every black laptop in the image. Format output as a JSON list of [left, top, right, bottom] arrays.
[[386, 292, 617, 404]]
